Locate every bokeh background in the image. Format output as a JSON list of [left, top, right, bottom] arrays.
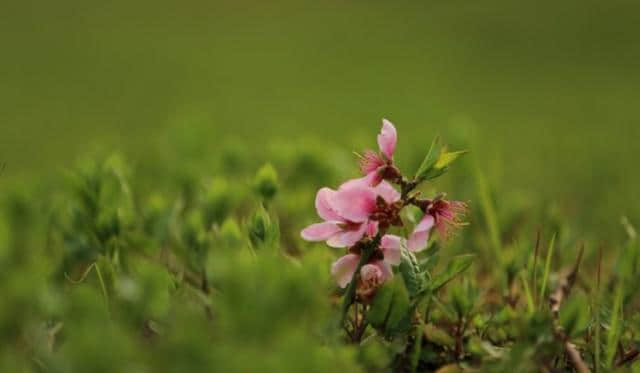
[[2, 1, 640, 372], [2, 0, 639, 235]]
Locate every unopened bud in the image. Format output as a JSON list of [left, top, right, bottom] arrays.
[[248, 205, 279, 250], [253, 163, 278, 201], [219, 218, 243, 248], [357, 264, 384, 300]]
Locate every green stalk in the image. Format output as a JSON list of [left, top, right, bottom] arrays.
[[605, 281, 624, 367], [475, 168, 501, 261], [538, 234, 556, 310], [594, 246, 602, 373], [519, 271, 535, 315]]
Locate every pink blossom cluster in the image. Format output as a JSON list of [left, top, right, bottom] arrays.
[[301, 119, 466, 297]]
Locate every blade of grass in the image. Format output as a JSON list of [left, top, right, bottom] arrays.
[[64, 262, 110, 317], [605, 281, 623, 367], [532, 228, 541, 306], [538, 234, 556, 310], [519, 271, 535, 315], [594, 245, 602, 373], [474, 167, 501, 262], [606, 220, 637, 367]]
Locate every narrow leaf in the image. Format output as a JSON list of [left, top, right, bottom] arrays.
[[429, 254, 475, 292], [538, 234, 555, 310]]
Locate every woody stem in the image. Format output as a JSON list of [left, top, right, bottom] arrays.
[[340, 236, 379, 325]]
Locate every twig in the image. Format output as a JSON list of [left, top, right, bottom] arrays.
[[548, 244, 589, 373], [549, 244, 583, 318], [565, 342, 590, 373], [615, 348, 640, 367]]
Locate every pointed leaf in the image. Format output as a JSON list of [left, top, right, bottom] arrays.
[[399, 245, 426, 297], [414, 136, 442, 183], [429, 254, 475, 292], [385, 277, 411, 334]]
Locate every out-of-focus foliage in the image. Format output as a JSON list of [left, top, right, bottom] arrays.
[[1, 0, 640, 370], [0, 132, 638, 371]]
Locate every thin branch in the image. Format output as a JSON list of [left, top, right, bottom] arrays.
[[549, 244, 584, 318], [615, 348, 640, 367], [548, 244, 589, 373], [565, 342, 590, 373]]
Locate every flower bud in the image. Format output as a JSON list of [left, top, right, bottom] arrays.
[[253, 163, 278, 201], [357, 264, 384, 299], [219, 218, 243, 248], [248, 205, 279, 250]]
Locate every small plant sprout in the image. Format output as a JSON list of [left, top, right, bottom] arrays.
[[300, 118, 470, 342]]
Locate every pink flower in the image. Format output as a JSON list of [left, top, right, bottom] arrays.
[[359, 119, 398, 186], [300, 178, 400, 248], [429, 199, 468, 241], [409, 198, 467, 247], [330, 240, 400, 288]]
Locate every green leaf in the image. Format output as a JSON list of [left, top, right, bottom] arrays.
[[434, 150, 468, 170], [429, 254, 475, 292], [385, 277, 411, 334], [414, 137, 468, 183], [368, 280, 395, 328], [414, 136, 442, 183], [559, 293, 589, 338], [367, 276, 411, 335], [399, 245, 426, 297], [538, 234, 555, 309], [423, 323, 455, 348]]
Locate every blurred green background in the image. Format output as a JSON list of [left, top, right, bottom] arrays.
[[2, 2, 640, 371], [2, 0, 639, 234]]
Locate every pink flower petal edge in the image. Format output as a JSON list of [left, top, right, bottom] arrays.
[[372, 180, 401, 204], [380, 234, 403, 265], [314, 187, 342, 222], [300, 222, 341, 241], [326, 223, 368, 248], [378, 119, 397, 160], [331, 254, 361, 288], [408, 214, 435, 252]]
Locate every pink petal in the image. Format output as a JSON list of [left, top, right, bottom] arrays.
[[326, 222, 367, 248], [300, 222, 341, 241], [372, 181, 401, 204], [366, 221, 379, 237], [380, 234, 402, 265], [338, 176, 370, 190], [372, 260, 393, 282], [378, 119, 397, 160], [314, 187, 343, 222], [367, 170, 385, 187], [408, 215, 435, 252], [331, 185, 376, 223], [352, 171, 383, 187], [331, 254, 360, 288]]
